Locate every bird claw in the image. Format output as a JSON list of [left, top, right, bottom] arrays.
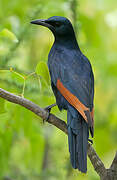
[[88, 138, 93, 144], [43, 103, 56, 123], [43, 114, 50, 124]]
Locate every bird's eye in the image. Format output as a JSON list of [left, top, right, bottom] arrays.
[[54, 22, 61, 27], [47, 21, 61, 27]]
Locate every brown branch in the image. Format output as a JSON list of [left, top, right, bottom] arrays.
[[0, 87, 106, 177], [110, 152, 117, 171], [88, 144, 106, 178]]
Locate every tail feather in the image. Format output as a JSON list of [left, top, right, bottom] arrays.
[[68, 126, 77, 169], [77, 120, 88, 172], [67, 106, 89, 173]]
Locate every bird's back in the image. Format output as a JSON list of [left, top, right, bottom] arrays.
[[48, 42, 94, 111]]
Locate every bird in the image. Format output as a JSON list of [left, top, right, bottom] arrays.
[[31, 16, 94, 173]]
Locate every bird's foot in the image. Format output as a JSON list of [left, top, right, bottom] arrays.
[[43, 103, 56, 123], [88, 138, 93, 144]]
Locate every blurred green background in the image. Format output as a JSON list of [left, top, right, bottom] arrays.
[[0, 0, 117, 179]]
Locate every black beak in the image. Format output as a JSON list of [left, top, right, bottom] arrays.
[[30, 19, 53, 29]]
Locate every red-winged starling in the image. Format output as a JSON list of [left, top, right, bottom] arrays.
[[31, 16, 94, 173]]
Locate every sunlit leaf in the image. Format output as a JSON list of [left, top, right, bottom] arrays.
[[35, 61, 50, 85]]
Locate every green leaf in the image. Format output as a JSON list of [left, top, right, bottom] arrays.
[[35, 61, 50, 85], [0, 98, 6, 114], [0, 28, 18, 43]]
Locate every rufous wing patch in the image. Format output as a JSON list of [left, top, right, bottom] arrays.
[[57, 79, 90, 123]]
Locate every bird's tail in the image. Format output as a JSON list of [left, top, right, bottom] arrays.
[[67, 105, 89, 173]]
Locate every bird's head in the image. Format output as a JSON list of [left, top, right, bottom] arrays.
[[30, 16, 75, 40]]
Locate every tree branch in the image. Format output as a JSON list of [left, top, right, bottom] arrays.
[[110, 152, 117, 171], [0, 88, 68, 134], [0, 88, 107, 177], [87, 144, 106, 178]]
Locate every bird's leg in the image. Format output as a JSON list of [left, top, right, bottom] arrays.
[[43, 103, 57, 123], [44, 103, 57, 112], [88, 138, 93, 144]]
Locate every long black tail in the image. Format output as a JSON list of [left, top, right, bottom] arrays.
[[67, 105, 89, 173]]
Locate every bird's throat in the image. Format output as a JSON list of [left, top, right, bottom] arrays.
[[54, 36, 80, 50]]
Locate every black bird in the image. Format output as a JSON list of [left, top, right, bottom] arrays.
[[31, 16, 94, 173]]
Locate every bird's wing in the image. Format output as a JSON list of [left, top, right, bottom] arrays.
[[49, 54, 94, 136]]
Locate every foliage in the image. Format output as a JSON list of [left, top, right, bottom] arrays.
[[0, 0, 117, 179]]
